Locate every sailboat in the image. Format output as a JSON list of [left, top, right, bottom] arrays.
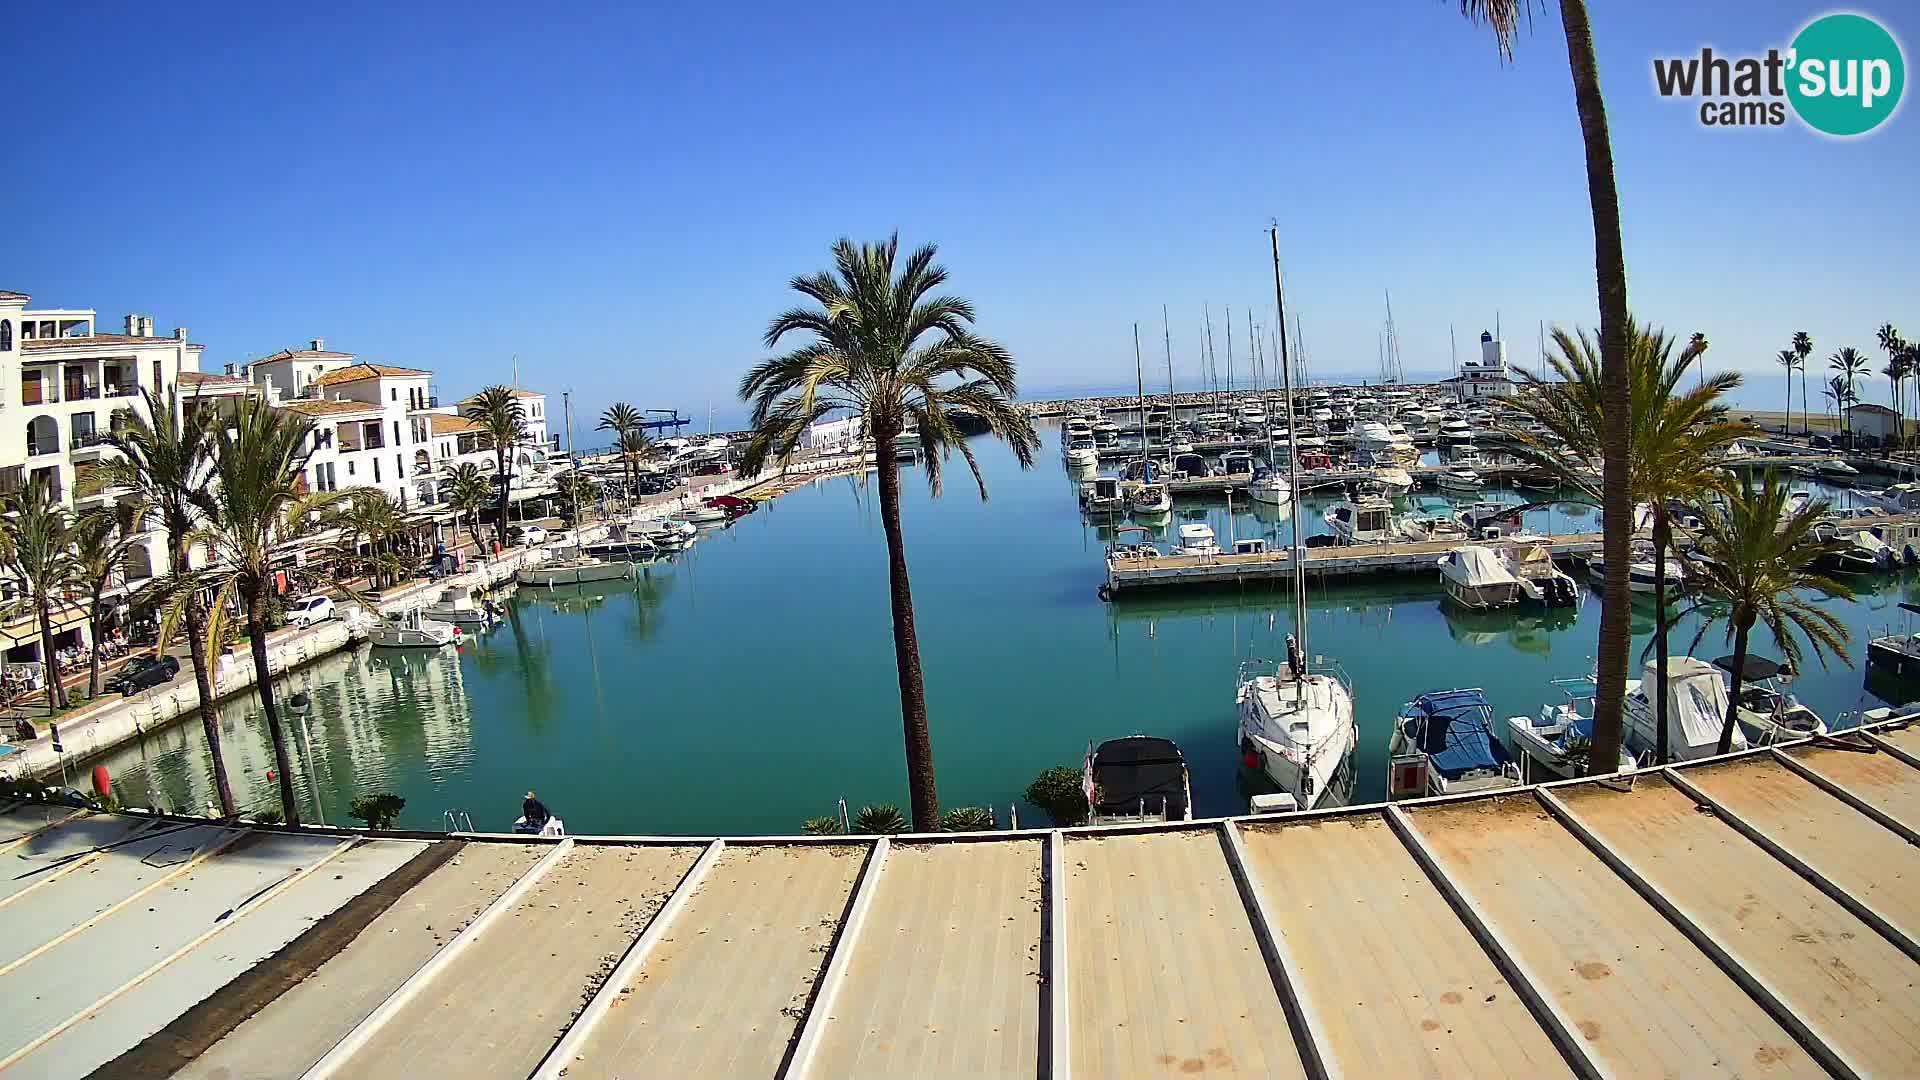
[[1244, 304, 1292, 509], [1236, 227, 1358, 811]]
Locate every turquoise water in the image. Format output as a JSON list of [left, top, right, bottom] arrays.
[[88, 426, 1920, 834]]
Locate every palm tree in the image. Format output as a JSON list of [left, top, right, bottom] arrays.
[[197, 398, 346, 825], [69, 509, 135, 698], [337, 491, 406, 588], [598, 402, 642, 502], [465, 388, 526, 545], [1793, 331, 1814, 435], [1676, 471, 1851, 753], [1502, 320, 1754, 765], [443, 462, 493, 550], [1831, 347, 1871, 445], [738, 236, 1039, 830], [1823, 375, 1850, 428], [1453, 0, 1633, 773], [1775, 349, 1800, 435], [1879, 324, 1907, 451], [618, 429, 653, 486], [0, 480, 79, 711], [93, 387, 235, 816], [555, 472, 599, 525]]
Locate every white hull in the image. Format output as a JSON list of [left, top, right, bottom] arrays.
[[1237, 670, 1356, 810], [1246, 478, 1293, 507], [424, 607, 495, 628], [516, 561, 637, 586], [1443, 579, 1522, 610], [368, 621, 458, 648]]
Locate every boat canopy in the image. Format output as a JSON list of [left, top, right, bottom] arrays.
[[1439, 546, 1521, 588], [1642, 657, 1733, 749], [1401, 690, 1512, 780], [1086, 736, 1190, 818], [1713, 654, 1791, 681]]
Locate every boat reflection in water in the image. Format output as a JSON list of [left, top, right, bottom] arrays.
[[86, 642, 474, 825]]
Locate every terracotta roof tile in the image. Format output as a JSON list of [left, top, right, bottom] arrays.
[[259, 348, 356, 361], [21, 333, 201, 351], [312, 363, 431, 387], [429, 413, 485, 434], [177, 371, 252, 387], [280, 398, 383, 418]]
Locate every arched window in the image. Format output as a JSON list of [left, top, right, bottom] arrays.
[[26, 415, 59, 457], [0, 320, 11, 351]]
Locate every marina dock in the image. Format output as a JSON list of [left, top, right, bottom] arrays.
[[2, 720, 1917, 1078]]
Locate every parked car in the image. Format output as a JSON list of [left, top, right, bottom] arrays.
[[288, 595, 336, 627], [510, 525, 548, 546], [108, 654, 181, 695]]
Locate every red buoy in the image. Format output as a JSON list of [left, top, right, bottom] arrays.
[[91, 765, 111, 799]]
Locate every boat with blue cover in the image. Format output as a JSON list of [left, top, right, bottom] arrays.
[[1386, 688, 1523, 799]]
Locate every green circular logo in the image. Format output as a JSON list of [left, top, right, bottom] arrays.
[[1788, 13, 1905, 136]]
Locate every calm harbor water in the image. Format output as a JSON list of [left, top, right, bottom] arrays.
[[87, 424, 1920, 834]]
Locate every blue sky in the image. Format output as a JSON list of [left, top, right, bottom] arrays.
[[7, 1, 1915, 433]]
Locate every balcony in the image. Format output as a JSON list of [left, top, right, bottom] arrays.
[[105, 384, 139, 399], [26, 439, 59, 458], [70, 430, 116, 460], [21, 387, 59, 407], [63, 385, 102, 402]]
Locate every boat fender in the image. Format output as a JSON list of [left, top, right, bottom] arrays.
[[1240, 737, 1262, 772], [92, 765, 111, 799], [1096, 584, 1113, 603]]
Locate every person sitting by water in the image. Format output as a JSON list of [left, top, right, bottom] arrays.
[[522, 791, 550, 831]]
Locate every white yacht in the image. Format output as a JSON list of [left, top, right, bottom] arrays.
[[1219, 449, 1256, 477], [1238, 648, 1356, 810], [1353, 420, 1417, 463], [1063, 417, 1095, 441], [1437, 546, 1524, 610], [1853, 483, 1920, 514], [1437, 469, 1485, 493], [1084, 475, 1125, 514], [1585, 548, 1685, 594], [1238, 402, 1268, 431], [1174, 522, 1221, 557], [1092, 419, 1122, 441], [1195, 411, 1232, 433], [1064, 438, 1099, 469], [1503, 544, 1581, 607], [1438, 417, 1475, 444], [1246, 471, 1293, 508], [1370, 466, 1415, 496], [1622, 656, 1744, 761], [1324, 494, 1399, 544], [423, 585, 499, 629], [368, 608, 459, 649]]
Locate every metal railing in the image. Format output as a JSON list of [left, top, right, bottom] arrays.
[[26, 440, 58, 457], [70, 430, 109, 450], [65, 385, 101, 401], [105, 385, 138, 398]]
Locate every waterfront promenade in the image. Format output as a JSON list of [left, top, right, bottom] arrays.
[[0, 721, 1914, 1078]]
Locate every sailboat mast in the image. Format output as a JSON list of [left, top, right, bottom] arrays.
[[1204, 307, 1218, 407], [1270, 226, 1307, 654], [1134, 322, 1148, 456], [1163, 306, 1176, 471], [1225, 306, 1236, 409]]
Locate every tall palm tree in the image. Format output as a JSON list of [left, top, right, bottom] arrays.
[[618, 429, 653, 486], [1676, 471, 1851, 753], [93, 387, 235, 815], [0, 480, 79, 711], [443, 462, 493, 549], [1823, 375, 1849, 428], [465, 387, 526, 545], [1775, 349, 1800, 436], [1453, 0, 1633, 771], [337, 491, 406, 588], [197, 399, 346, 825], [1879, 324, 1907, 451], [1502, 320, 1754, 764], [1831, 347, 1871, 445], [598, 402, 642, 502], [69, 509, 136, 698], [1793, 331, 1814, 435], [738, 235, 1039, 830]]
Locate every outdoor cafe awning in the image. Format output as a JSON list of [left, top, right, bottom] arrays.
[[0, 605, 90, 650]]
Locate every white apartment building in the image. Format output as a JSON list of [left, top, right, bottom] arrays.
[[236, 348, 443, 512], [0, 290, 250, 664]]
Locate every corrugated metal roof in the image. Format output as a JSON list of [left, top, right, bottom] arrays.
[[2, 722, 1917, 1079]]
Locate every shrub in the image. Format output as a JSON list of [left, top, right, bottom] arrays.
[[348, 792, 406, 830], [940, 806, 995, 832], [253, 808, 285, 825], [802, 815, 845, 835], [852, 804, 907, 834], [1025, 766, 1087, 827]]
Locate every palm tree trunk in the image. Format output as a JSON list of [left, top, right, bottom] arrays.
[[86, 605, 104, 699], [496, 452, 512, 546], [873, 427, 938, 831], [182, 592, 238, 816], [1719, 614, 1754, 754], [1558, 0, 1631, 777], [246, 584, 301, 825], [36, 601, 66, 711], [1653, 509, 1672, 765]]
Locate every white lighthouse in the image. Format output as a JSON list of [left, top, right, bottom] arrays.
[[1445, 330, 1516, 401]]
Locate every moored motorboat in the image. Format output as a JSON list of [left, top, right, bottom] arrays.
[[1714, 654, 1827, 744], [515, 554, 638, 587], [1083, 475, 1124, 515], [1622, 656, 1743, 762], [1174, 522, 1220, 556], [1437, 468, 1485, 493], [1436, 546, 1523, 610], [1504, 682, 1640, 781], [1503, 544, 1580, 607], [1084, 736, 1193, 823], [1386, 689, 1523, 799], [368, 608, 460, 649], [1324, 493, 1399, 544], [1128, 482, 1172, 515], [423, 585, 500, 628]]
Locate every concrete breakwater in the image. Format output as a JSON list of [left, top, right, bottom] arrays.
[[0, 546, 550, 784]]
